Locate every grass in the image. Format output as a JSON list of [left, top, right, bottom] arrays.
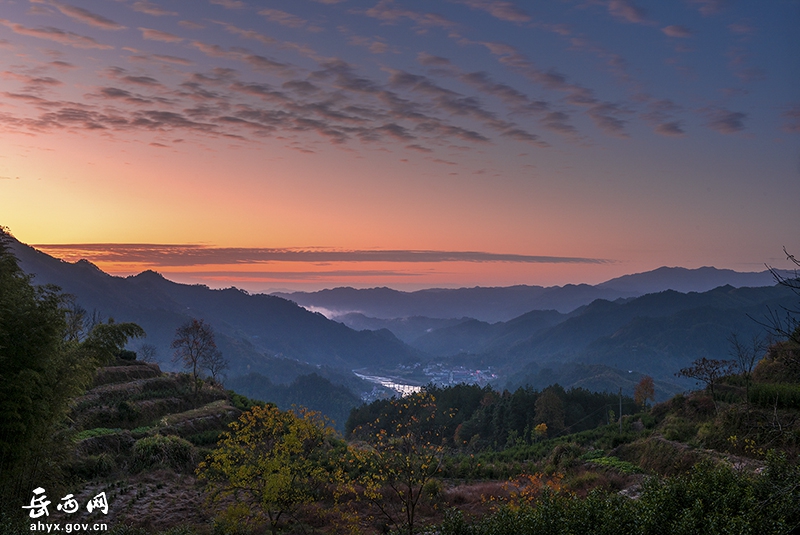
[[585, 456, 641, 474], [76, 427, 123, 441]]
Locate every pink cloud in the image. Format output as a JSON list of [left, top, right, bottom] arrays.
[[607, 0, 649, 24], [0, 19, 113, 49], [139, 28, 184, 43], [132, 1, 178, 17], [31, 0, 124, 30], [451, 0, 531, 23], [662, 25, 692, 38]]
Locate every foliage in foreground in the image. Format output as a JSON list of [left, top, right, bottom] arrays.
[[197, 404, 342, 535], [0, 229, 144, 515], [441, 455, 800, 535], [349, 391, 445, 535]]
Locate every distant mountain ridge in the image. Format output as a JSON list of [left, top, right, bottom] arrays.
[[420, 283, 798, 397], [274, 266, 783, 323], [9, 230, 796, 402], [8, 234, 421, 379], [598, 266, 780, 295], [273, 284, 631, 322]]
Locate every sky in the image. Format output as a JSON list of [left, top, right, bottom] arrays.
[[1, 0, 798, 292]]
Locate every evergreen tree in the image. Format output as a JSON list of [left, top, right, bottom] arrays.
[[0, 228, 143, 514]]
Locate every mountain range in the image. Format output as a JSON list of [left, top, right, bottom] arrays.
[[8, 231, 797, 406], [274, 266, 781, 323], [8, 235, 420, 379], [464, 285, 794, 381]]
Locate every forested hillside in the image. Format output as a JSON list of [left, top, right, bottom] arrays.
[[8, 232, 420, 387], [8, 230, 799, 415]]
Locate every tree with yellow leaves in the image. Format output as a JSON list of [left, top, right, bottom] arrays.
[[349, 391, 445, 535], [197, 404, 340, 534]]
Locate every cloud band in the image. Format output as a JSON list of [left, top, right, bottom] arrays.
[[34, 244, 610, 267]]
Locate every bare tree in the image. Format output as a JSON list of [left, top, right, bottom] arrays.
[[63, 300, 87, 342], [137, 343, 158, 363], [172, 318, 218, 393], [203, 348, 228, 384], [62, 302, 106, 343], [763, 247, 800, 345], [676, 357, 735, 412], [729, 332, 766, 405]]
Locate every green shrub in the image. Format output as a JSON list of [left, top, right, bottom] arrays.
[[662, 416, 698, 442], [212, 515, 255, 535], [640, 413, 657, 429], [548, 442, 583, 469], [76, 427, 122, 441], [131, 435, 195, 472], [117, 349, 137, 361], [69, 453, 118, 480], [444, 490, 637, 535], [228, 392, 264, 412], [586, 456, 641, 474], [117, 400, 141, 422], [749, 383, 800, 409], [130, 426, 152, 438], [423, 478, 444, 500], [566, 470, 601, 492], [186, 429, 223, 446], [637, 461, 771, 535], [580, 449, 604, 460], [439, 458, 800, 535]]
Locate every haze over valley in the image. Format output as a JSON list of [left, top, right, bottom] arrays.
[[10, 232, 797, 425]]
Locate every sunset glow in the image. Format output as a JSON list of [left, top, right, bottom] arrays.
[[2, 0, 798, 291]]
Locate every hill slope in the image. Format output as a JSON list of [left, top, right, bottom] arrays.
[[475, 285, 797, 389], [9, 235, 421, 378]]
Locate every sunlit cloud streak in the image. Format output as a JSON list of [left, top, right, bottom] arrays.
[[33, 244, 611, 267], [139, 28, 183, 43], [687, 0, 731, 16], [258, 9, 309, 29], [479, 41, 630, 137], [209, 0, 246, 10], [162, 270, 430, 281], [131, 1, 177, 17], [30, 0, 125, 30], [607, 0, 650, 25], [362, 1, 457, 31], [128, 52, 193, 66], [662, 25, 692, 38], [0, 19, 113, 49], [450, 0, 531, 23]]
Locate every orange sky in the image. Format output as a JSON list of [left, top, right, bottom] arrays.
[[1, 0, 798, 291]]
